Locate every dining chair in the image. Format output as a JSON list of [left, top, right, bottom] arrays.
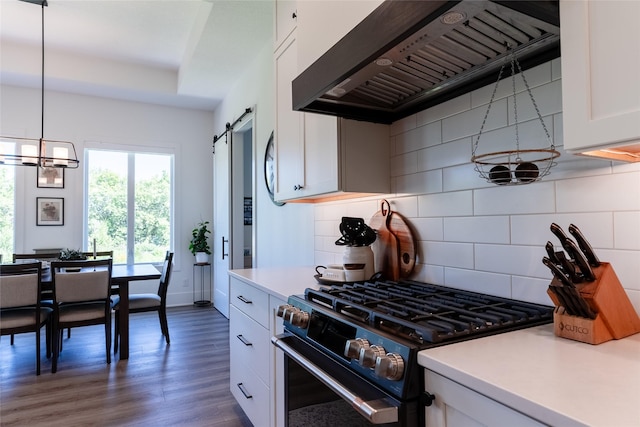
[[0, 262, 52, 375], [113, 251, 174, 353], [50, 258, 113, 373]]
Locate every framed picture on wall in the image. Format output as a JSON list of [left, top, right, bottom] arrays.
[[36, 197, 64, 226], [37, 166, 65, 188]]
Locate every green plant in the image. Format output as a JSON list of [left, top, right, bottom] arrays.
[[189, 221, 211, 255], [59, 248, 87, 260]]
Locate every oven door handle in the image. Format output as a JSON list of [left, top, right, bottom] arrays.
[[272, 335, 399, 425]]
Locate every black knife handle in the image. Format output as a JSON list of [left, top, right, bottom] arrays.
[[564, 239, 596, 282], [542, 257, 574, 288], [555, 251, 581, 284], [545, 241, 558, 264], [565, 285, 597, 319], [550, 222, 572, 253], [568, 224, 601, 267]]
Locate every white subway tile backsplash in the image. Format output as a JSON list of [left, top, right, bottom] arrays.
[[507, 80, 563, 125], [391, 152, 419, 177], [390, 114, 417, 136], [475, 244, 549, 278], [314, 59, 640, 312], [512, 276, 554, 306], [474, 181, 555, 215], [394, 170, 442, 195], [418, 191, 473, 217], [510, 213, 613, 247], [409, 217, 443, 241], [443, 164, 494, 192], [471, 61, 553, 108], [444, 216, 510, 243], [422, 241, 474, 268], [417, 93, 471, 126], [444, 268, 512, 298], [418, 137, 473, 171], [556, 172, 640, 212], [442, 98, 507, 142], [614, 212, 640, 250]]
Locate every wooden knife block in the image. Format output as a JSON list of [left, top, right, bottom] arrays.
[[547, 262, 640, 344]]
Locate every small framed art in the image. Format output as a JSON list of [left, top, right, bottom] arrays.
[[37, 166, 65, 188], [36, 197, 64, 226]]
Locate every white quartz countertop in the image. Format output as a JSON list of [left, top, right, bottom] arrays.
[[418, 325, 640, 427], [228, 266, 323, 301]]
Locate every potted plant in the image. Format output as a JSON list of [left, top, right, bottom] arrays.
[[189, 221, 211, 264]]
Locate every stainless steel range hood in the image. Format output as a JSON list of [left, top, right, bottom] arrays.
[[292, 0, 560, 124]]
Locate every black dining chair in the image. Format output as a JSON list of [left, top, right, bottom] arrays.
[[50, 258, 113, 373], [0, 262, 52, 375], [113, 251, 174, 353]]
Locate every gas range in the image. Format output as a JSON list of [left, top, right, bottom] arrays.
[[277, 280, 554, 401]]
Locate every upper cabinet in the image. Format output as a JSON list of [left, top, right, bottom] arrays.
[[273, 0, 389, 203], [560, 0, 640, 162], [274, 0, 297, 51]]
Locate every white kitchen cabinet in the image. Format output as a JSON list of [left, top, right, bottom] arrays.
[[560, 0, 640, 161], [269, 296, 286, 427], [229, 276, 288, 427], [274, 0, 297, 52], [229, 277, 271, 426], [273, 1, 389, 203], [424, 370, 545, 427]]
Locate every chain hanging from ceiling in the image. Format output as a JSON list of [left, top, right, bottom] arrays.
[[471, 48, 560, 186]]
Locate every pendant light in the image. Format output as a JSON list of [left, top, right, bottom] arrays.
[[0, 0, 79, 168], [471, 47, 559, 185]]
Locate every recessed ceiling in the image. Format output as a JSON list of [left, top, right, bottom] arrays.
[[0, 0, 274, 111]]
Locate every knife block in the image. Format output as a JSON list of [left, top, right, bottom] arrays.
[[548, 262, 640, 344]]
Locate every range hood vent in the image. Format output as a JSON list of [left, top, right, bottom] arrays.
[[292, 0, 560, 124]]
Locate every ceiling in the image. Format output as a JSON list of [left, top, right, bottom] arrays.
[[0, 0, 274, 111]]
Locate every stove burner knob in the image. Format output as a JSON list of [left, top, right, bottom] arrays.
[[358, 345, 386, 368], [289, 310, 310, 329], [344, 338, 370, 359], [375, 353, 405, 381], [276, 304, 293, 318]]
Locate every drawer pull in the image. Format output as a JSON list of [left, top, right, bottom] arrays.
[[237, 382, 253, 399], [236, 334, 253, 346], [237, 295, 252, 304]]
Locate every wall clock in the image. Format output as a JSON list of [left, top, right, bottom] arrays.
[[264, 131, 285, 206]]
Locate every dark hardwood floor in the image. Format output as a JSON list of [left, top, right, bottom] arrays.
[[0, 305, 253, 427]]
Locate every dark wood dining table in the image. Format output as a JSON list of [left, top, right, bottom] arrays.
[[42, 263, 161, 360]]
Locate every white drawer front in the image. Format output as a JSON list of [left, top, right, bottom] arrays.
[[231, 352, 270, 427], [230, 277, 269, 327], [230, 305, 270, 384]]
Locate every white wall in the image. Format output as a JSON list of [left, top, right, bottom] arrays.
[[314, 58, 640, 314], [1, 84, 215, 305]]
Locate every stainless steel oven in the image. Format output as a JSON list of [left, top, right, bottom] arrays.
[[273, 333, 420, 426], [272, 280, 554, 427]]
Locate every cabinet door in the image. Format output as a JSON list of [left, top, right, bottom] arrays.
[[424, 370, 545, 427], [274, 0, 297, 51], [301, 113, 339, 197], [274, 34, 304, 201], [560, 0, 640, 154], [270, 297, 286, 427]]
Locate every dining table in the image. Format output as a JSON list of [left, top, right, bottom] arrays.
[[41, 263, 161, 360]]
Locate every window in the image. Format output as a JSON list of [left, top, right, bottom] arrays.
[[85, 148, 173, 265], [0, 165, 15, 260]]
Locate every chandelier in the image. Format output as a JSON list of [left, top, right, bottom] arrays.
[[0, 0, 79, 168], [471, 48, 559, 185]]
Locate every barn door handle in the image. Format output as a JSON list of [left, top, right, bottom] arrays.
[[221, 237, 229, 260]]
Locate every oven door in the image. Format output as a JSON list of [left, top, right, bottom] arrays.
[[272, 333, 419, 427]]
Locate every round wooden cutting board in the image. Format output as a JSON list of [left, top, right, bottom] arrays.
[[369, 200, 416, 280]]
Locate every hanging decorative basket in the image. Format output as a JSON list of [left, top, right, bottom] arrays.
[[471, 48, 560, 185]]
